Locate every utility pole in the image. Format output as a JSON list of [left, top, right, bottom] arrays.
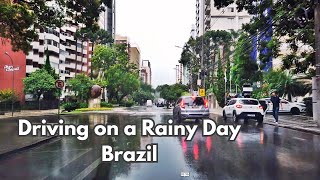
[[200, 0, 205, 90], [314, 0, 320, 126]]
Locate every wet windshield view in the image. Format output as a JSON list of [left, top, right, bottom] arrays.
[[1, 0, 320, 180]]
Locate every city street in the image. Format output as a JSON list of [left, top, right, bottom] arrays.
[[0, 107, 320, 180]]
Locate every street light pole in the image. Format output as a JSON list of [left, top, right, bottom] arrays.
[[4, 52, 14, 117]]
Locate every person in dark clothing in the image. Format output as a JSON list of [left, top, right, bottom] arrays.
[[270, 91, 281, 124]]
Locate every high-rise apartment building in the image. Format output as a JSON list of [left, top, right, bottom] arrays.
[[115, 35, 141, 68], [141, 60, 152, 85], [0, 0, 116, 100], [196, 0, 251, 36]]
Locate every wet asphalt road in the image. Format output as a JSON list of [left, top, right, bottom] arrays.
[[1, 107, 320, 180]]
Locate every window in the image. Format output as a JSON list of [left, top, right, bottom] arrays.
[[33, 49, 39, 54], [183, 97, 204, 106], [53, 41, 58, 47], [240, 99, 259, 105], [60, 60, 64, 64], [40, 40, 44, 45], [39, 52, 44, 57], [60, 70, 64, 74], [47, 39, 52, 45], [33, 62, 39, 68], [26, 59, 33, 65]]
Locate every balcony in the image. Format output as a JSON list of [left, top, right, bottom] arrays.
[[205, 5, 211, 15], [205, 17, 211, 25]]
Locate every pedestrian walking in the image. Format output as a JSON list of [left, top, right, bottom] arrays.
[[270, 91, 280, 124]]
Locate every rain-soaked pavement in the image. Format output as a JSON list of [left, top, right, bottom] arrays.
[[0, 107, 320, 180]]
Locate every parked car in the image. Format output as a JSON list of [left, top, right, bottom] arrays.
[[146, 100, 153, 107], [173, 96, 209, 123], [155, 98, 165, 107], [259, 98, 306, 115], [223, 98, 264, 123]]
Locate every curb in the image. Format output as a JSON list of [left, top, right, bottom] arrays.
[[210, 112, 320, 135], [0, 136, 59, 159], [263, 122, 320, 135]]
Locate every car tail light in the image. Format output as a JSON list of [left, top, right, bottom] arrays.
[[180, 100, 185, 109], [204, 100, 208, 108], [259, 105, 263, 109], [235, 104, 242, 108]]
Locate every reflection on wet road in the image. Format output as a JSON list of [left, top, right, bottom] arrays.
[[0, 107, 320, 180]]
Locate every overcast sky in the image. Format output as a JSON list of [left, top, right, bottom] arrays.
[[116, 0, 196, 88]]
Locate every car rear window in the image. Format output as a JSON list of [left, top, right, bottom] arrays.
[[183, 97, 204, 105], [240, 99, 259, 105]]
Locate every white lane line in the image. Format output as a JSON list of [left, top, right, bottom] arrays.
[[41, 148, 92, 180], [292, 137, 307, 141], [72, 158, 101, 180]]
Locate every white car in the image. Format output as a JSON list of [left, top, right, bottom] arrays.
[[260, 98, 306, 115], [223, 98, 264, 123], [146, 100, 153, 107]]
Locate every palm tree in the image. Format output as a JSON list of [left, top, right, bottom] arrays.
[[264, 70, 311, 101]]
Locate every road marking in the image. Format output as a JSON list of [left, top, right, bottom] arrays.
[[41, 148, 92, 180], [292, 137, 307, 141], [72, 158, 101, 180]]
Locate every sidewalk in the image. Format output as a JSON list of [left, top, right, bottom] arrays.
[[209, 108, 320, 134], [0, 109, 59, 119]]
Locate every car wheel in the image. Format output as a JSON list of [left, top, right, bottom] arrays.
[[223, 111, 227, 121], [291, 107, 300, 115], [232, 112, 239, 123]]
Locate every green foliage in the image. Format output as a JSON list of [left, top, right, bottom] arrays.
[[79, 102, 88, 108], [216, 0, 315, 74], [44, 47, 59, 79], [23, 69, 56, 99], [62, 102, 80, 112], [105, 64, 140, 103], [0, 89, 18, 102], [101, 101, 113, 108], [119, 99, 135, 107], [67, 74, 94, 102], [263, 70, 310, 101], [1, 0, 108, 53], [156, 84, 189, 103], [232, 33, 262, 87], [133, 90, 154, 105], [215, 55, 226, 108]]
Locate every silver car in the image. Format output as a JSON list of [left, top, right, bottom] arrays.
[[173, 96, 209, 123]]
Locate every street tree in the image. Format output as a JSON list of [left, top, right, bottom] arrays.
[[231, 33, 261, 87], [214, 54, 226, 107], [264, 70, 311, 102], [67, 73, 94, 102], [214, 0, 316, 76], [23, 69, 56, 102], [0, 0, 65, 53], [104, 64, 140, 103]]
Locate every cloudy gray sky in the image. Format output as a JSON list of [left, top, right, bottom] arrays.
[[116, 0, 196, 88]]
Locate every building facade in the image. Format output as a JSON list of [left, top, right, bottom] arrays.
[[115, 35, 141, 68], [196, 0, 251, 36], [141, 60, 152, 85], [0, 0, 116, 101], [0, 38, 26, 102]]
